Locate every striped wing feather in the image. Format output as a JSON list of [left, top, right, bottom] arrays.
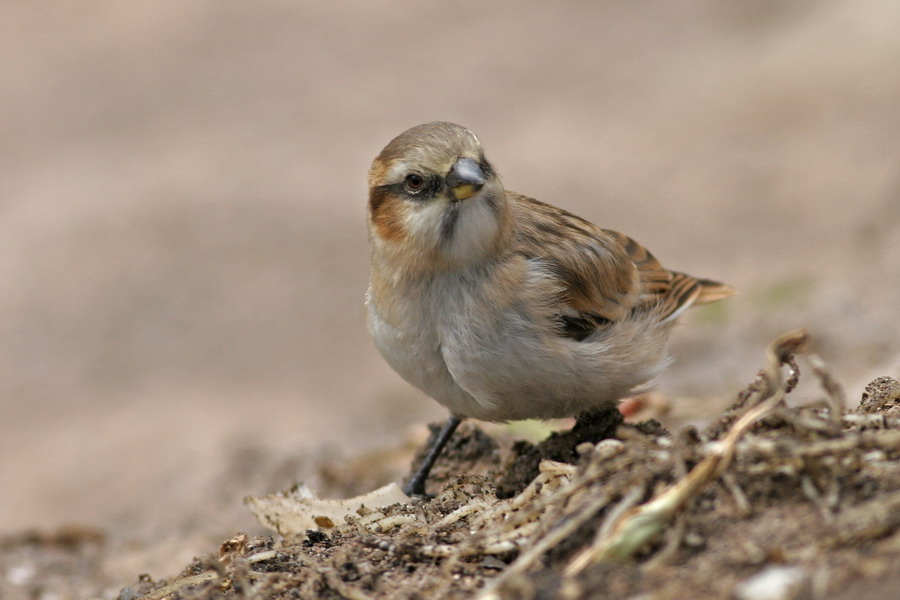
[[510, 194, 734, 340]]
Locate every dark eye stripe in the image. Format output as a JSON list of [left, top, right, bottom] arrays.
[[381, 176, 441, 201]]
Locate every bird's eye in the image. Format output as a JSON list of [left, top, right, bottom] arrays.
[[404, 173, 426, 192]]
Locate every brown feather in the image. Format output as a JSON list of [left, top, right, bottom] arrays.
[[507, 192, 733, 337], [510, 193, 638, 323], [368, 186, 407, 242], [694, 278, 737, 304]]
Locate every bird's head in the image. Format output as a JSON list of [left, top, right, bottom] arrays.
[[367, 122, 510, 271]]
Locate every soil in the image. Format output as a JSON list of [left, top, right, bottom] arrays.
[[10, 348, 898, 600]]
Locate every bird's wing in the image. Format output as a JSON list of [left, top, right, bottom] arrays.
[[510, 194, 733, 340], [600, 229, 734, 321]]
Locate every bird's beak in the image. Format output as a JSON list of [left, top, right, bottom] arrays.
[[446, 158, 486, 201]]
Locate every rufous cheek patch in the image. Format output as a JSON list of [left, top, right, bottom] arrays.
[[369, 187, 407, 242]]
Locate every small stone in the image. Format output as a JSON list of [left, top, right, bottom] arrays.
[[575, 442, 595, 456], [858, 377, 900, 413], [734, 565, 808, 600]]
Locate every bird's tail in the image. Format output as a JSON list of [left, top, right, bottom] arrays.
[[693, 278, 736, 305]]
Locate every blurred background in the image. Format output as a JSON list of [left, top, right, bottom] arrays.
[[1, 0, 899, 587]]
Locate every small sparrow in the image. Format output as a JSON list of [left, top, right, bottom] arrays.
[[366, 122, 733, 495]]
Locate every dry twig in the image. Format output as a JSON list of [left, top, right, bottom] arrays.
[[563, 329, 809, 574]]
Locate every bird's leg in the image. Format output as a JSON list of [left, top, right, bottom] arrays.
[[403, 414, 463, 497]]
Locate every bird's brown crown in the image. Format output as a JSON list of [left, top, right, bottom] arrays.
[[368, 122, 482, 188]]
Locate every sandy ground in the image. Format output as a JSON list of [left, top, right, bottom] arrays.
[[1, 1, 899, 597]]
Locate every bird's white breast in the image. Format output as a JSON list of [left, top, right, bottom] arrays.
[[368, 259, 672, 422], [366, 275, 490, 420]]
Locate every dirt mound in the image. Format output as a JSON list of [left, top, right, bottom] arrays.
[[113, 332, 900, 599]]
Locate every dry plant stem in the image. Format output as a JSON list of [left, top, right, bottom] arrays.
[[564, 328, 809, 575], [138, 572, 219, 600], [703, 331, 805, 439], [594, 485, 647, 545], [417, 467, 576, 565], [432, 499, 495, 530], [808, 353, 846, 422], [246, 550, 278, 564], [496, 452, 625, 539], [800, 475, 836, 523], [448, 458, 618, 589], [461, 479, 571, 548], [740, 430, 900, 458], [371, 514, 421, 532], [783, 355, 801, 394], [644, 513, 688, 570], [469, 469, 574, 539], [721, 472, 752, 516], [479, 491, 615, 599], [429, 539, 520, 557], [475, 451, 654, 596]]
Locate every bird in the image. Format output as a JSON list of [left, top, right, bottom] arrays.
[[365, 122, 734, 496]]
